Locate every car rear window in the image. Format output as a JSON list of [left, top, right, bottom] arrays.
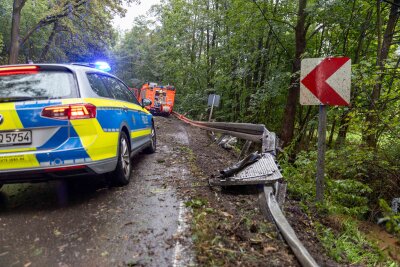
[[0, 71, 76, 99]]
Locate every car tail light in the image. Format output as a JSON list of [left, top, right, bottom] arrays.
[[0, 65, 39, 76], [42, 103, 96, 120]]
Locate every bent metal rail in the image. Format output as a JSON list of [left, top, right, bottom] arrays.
[[173, 111, 319, 267]]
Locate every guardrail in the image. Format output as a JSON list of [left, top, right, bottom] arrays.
[[173, 111, 319, 267]]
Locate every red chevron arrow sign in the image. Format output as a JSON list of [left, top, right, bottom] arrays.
[[300, 57, 351, 106]]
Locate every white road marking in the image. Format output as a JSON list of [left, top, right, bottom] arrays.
[[173, 200, 193, 267]]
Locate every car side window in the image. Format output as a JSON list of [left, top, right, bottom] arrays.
[[125, 86, 141, 106], [102, 76, 139, 105], [87, 73, 110, 98], [116, 79, 140, 106]]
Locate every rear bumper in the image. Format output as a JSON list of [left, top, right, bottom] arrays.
[[0, 157, 117, 184]]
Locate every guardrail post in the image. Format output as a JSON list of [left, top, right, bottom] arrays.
[[262, 130, 277, 154]]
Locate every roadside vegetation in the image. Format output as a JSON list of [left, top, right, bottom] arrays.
[[282, 147, 399, 265], [1, 0, 400, 265]]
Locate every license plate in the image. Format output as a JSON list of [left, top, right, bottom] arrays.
[[0, 130, 32, 146]]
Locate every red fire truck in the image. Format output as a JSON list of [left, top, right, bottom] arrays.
[[132, 83, 176, 116]]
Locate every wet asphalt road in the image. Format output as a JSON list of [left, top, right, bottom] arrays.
[[0, 117, 191, 267]]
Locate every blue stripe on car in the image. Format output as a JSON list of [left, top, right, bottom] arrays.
[[35, 126, 90, 165], [37, 127, 69, 150]]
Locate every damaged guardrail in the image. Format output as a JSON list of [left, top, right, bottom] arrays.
[[173, 111, 319, 267]]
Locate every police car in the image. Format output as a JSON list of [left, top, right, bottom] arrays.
[[0, 63, 156, 187]]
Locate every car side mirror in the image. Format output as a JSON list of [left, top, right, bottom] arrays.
[[142, 98, 152, 108]]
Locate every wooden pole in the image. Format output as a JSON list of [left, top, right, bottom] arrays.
[[316, 105, 327, 203]]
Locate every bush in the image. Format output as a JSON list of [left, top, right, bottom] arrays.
[[317, 220, 386, 265], [378, 199, 400, 238], [282, 149, 372, 218]]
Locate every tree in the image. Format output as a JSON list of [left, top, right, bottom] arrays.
[[9, 0, 27, 64], [7, 0, 137, 64], [363, 0, 400, 148], [280, 0, 308, 148]]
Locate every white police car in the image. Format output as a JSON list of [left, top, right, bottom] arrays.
[[0, 63, 156, 186]]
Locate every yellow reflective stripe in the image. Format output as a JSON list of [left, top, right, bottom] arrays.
[[61, 98, 151, 114], [131, 128, 151, 139], [0, 147, 36, 153], [0, 104, 40, 169], [70, 119, 118, 161], [0, 154, 40, 170], [60, 98, 83, 105], [83, 98, 146, 112], [0, 103, 23, 131]]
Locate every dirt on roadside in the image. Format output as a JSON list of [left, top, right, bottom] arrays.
[[156, 116, 340, 267]]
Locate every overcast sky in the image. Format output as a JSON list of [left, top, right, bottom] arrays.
[[112, 0, 162, 32]]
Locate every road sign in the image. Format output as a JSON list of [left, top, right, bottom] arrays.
[[300, 57, 351, 106], [208, 94, 220, 121], [208, 94, 220, 107]]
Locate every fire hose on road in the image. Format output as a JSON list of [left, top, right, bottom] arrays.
[[173, 111, 319, 267]]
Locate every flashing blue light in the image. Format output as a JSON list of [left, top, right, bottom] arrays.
[[94, 61, 111, 72]]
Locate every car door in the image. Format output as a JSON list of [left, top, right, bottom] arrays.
[[101, 76, 152, 150]]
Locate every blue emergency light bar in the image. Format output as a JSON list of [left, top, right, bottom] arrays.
[[94, 61, 111, 72], [71, 62, 111, 72]]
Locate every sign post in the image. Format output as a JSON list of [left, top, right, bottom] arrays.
[[208, 94, 220, 122], [300, 57, 351, 203], [316, 105, 327, 202]]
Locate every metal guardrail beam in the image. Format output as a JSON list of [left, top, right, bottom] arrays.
[[173, 112, 265, 142], [264, 186, 319, 267], [193, 121, 266, 135], [173, 111, 319, 267]]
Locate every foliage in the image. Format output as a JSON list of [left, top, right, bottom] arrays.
[[185, 198, 208, 209], [378, 199, 400, 238], [282, 148, 372, 218], [317, 220, 388, 266], [0, 0, 137, 64]]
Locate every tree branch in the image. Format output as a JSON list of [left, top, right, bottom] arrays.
[[249, 0, 290, 55], [20, 0, 88, 46]]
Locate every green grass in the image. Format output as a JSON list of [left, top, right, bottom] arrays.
[[317, 220, 392, 266]]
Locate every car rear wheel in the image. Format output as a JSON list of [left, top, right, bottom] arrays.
[[109, 131, 132, 186], [144, 124, 156, 154]]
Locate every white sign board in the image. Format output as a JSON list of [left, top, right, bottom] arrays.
[[300, 57, 351, 106], [208, 94, 220, 107]]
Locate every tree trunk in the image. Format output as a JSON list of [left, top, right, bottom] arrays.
[[363, 0, 400, 148], [9, 0, 27, 64], [335, 109, 350, 148], [280, 0, 308, 147]]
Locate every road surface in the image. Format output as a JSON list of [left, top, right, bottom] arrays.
[[0, 117, 192, 267]]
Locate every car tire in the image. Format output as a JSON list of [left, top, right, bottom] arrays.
[[110, 131, 132, 186], [144, 123, 156, 154]]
